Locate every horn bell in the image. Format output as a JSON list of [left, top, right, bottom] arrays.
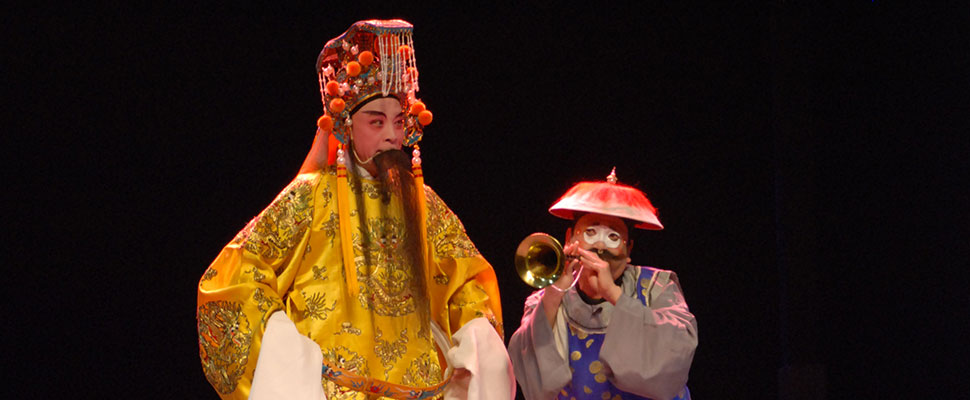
[[514, 233, 564, 289]]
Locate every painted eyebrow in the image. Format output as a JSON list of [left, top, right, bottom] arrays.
[[359, 111, 406, 119]]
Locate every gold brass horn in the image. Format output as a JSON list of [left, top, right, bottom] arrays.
[[514, 233, 565, 289]]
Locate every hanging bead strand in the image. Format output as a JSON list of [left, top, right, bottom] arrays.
[[412, 145, 422, 167]]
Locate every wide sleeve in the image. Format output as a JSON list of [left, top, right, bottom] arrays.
[[599, 270, 698, 400], [424, 186, 513, 399], [196, 174, 319, 400], [508, 290, 573, 400], [422, 186, 503, 338]]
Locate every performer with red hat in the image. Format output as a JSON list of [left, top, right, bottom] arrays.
[[509, 169, 697, 400], [197, 20, 513, 400]]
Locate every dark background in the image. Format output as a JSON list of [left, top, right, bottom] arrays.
[[6, 2, 968, 399]]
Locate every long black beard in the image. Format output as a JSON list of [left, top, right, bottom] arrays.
[[348, 147, 429, 325], [374, 149, 414, 205]]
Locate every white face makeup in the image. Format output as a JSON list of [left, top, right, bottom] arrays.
[[581, 224, 623, 249]]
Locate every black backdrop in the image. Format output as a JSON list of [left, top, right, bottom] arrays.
[[6, 2, 968, 399]]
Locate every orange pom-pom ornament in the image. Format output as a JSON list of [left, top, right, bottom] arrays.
[[358, 51, 374, 67], [325, 80, 341, 96], [330, 98, 346, 113], [398, 45, 411, 58], [418, 110, 433, 126], [409, 101, 426, 115], [317, 115, 333, 132], [346, 61, 361, 77]]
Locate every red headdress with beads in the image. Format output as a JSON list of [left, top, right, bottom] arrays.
[[315, 19, 432, 150], [313, 20, 454, 397], [317, 20, 436, 313]]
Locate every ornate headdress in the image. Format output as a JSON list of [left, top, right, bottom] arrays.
[[317, 19, 436, 318], [549, 168, 664, 230], [315, 19, 432, 148], [314, 22, 446, 397]]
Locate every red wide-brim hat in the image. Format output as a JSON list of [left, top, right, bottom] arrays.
[[548, 170, 663, 230]]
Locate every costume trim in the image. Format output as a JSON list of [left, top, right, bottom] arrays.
[[335, 161, 359, 297], [321, 360, 452, 400]]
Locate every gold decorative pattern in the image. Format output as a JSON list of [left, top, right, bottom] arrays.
[[586, 339, 595, 348], [243, 178, 314, 260], [424, 187, 480, 260], [589, 360, 604, 374], [584, 386, 592, 394], [321, 345, 369, 376], [348, 177, 381, 200], [201, 267, 217, 282], [247, 266, 265, 283], [433, 273, 450, 285], [319, 213, 340, 244], [197, 300, 253, 395], [374, 328, 410, 378], [303, 290, 338, 321], [354, 217, 418, 317], [322, 381, 360, 400], [570, 351, 582, 361], [320, 347, 372, 400], [568, 324, 590, 340], [594, 373, 608, 383], [401, 351, 443, 388], [320, 184, 333, 209], [312, 265, 329, 281], [335, 321, 362, 336], [252, 288, 278, 315]]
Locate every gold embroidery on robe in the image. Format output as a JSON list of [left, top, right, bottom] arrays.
[[199, 170, 503, 399], [319, 212, 340, 243], [354, 217, 418, 317], [348, 175, 382, 200], [202, 267, 217, 281], [424, 187, 480, 259], [247, 266, 265, 282], [243, 178, 314, 260], [302, 290, 338, 321], [323, 346, 369, 373], [312, 265, 328, 280], [336, 321, 362, 336], [252, 288, 278, 316], [374, 327, 409, 378], [401, 352, 444, 388], [198, 300, 253, 395], [320, 184, 333, 208]]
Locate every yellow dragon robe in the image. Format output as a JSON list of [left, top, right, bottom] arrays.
[[197, 167, 503, 399]]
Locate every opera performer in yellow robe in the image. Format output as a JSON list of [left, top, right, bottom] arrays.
[[197, 20, 514, 400]]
